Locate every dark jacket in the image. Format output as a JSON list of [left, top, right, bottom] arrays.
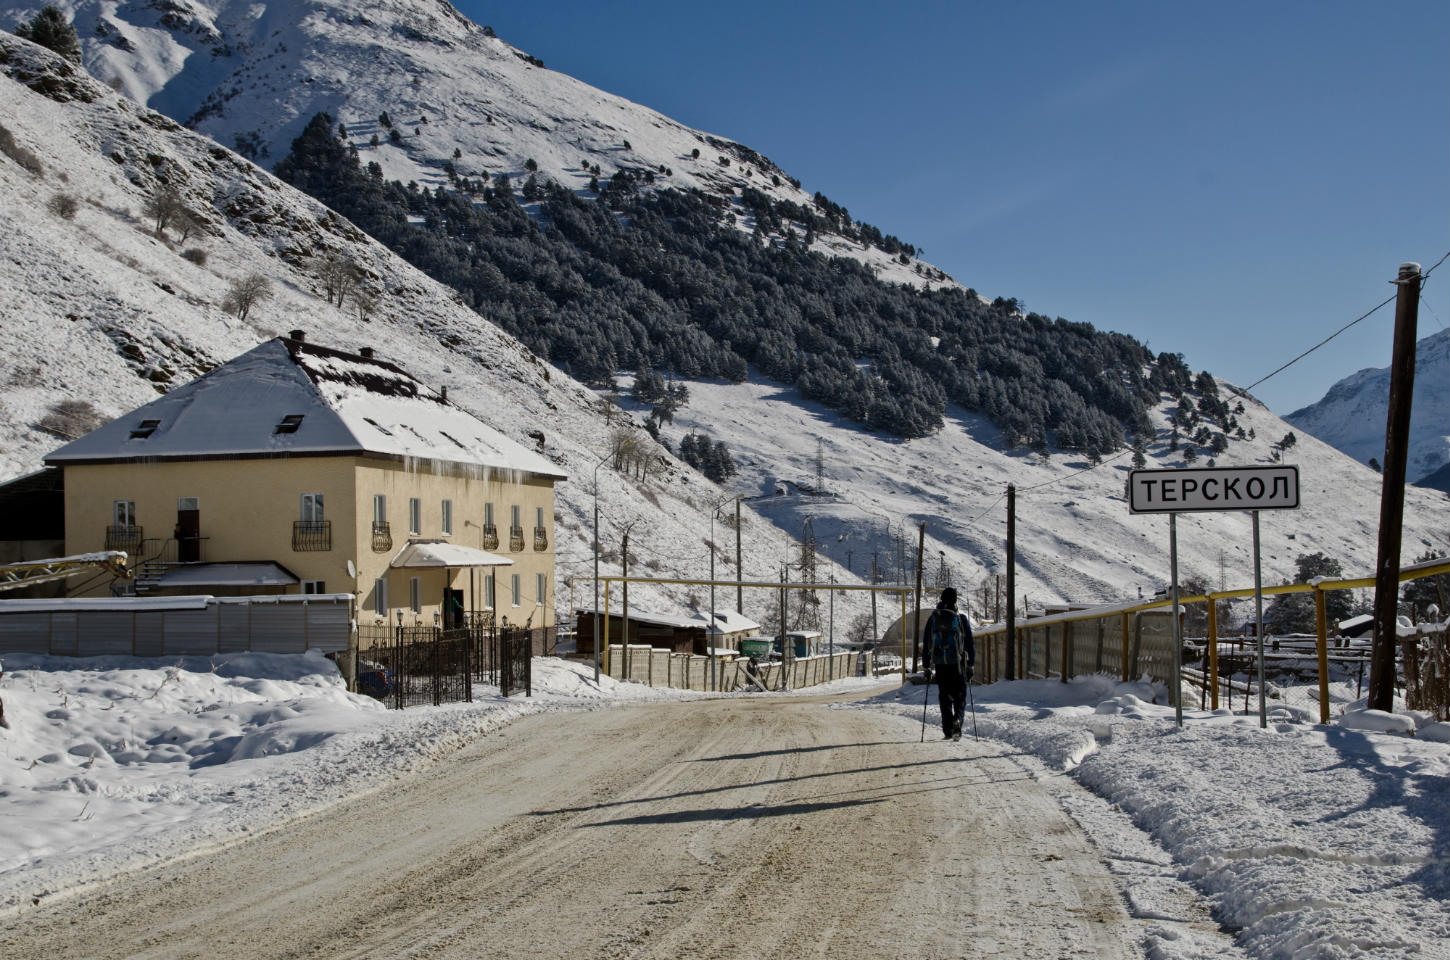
[[922, 604, 975, 673]]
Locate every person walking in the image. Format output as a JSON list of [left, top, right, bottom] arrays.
[[921, 587, 975, 741]]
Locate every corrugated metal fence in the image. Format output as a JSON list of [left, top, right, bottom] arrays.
[[0, 594, 352, 657]]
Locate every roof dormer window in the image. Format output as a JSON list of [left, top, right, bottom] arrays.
[[129, 419, 161, 439], [274, 414, 305, 434], [362, 417, 393, 437]]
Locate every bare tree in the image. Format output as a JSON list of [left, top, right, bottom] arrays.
[[144, 185, 186, 239], [352, 284, 378, 323], [222, 272, 273, 322], [314, 251, 362, 306]]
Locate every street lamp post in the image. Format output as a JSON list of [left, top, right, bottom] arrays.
[[708, 494, 735, 692]]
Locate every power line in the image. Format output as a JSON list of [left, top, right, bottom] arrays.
[[1244, 251, 1450, 394]]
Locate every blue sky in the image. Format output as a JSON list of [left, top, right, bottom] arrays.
[[456, 0, 1449, 415]]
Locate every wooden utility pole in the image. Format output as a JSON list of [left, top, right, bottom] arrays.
[[735, 497, 743, 615], [912, 522, 925, 672], [1005, 485, 1016, 680], [1369, 262, 1422, 710]]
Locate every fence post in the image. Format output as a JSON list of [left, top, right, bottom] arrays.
[[1060, 621, 1070, 682], [1207, 596, 1220, 710], [1121, 614, 1130, 682], [1315, 589, 1330, 724]]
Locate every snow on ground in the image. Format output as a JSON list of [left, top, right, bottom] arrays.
[[4, 649, 1448, 959], [850, 675, 1450, 960], [0, 651, 702, 912]]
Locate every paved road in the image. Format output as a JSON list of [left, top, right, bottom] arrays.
[[1, 692, 1142, 959]]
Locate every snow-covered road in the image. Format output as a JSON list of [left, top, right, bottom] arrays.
[[1, 691, 1146, 960]]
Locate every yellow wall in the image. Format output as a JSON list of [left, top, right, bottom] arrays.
[[63, 456, 557, 629], [64, 458, 358, 590], [353, 460, 556, 630]]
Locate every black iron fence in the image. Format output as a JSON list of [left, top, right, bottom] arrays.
[[356, 619, 533, 708]]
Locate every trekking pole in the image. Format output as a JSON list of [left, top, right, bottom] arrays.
[[967, 676, 979, 741], [919, 675, 933, 743]]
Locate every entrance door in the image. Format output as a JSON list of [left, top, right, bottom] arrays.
[[176, 497, 200, 562], [443, 588, 465, 630]]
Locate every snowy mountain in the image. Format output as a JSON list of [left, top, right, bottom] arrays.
[[1, 25, 1446, 621], [0, 0, 945, 291], [1285, 328, 1450, 489]]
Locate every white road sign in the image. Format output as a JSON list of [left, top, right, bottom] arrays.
[[1129, 465, 1299, 514]]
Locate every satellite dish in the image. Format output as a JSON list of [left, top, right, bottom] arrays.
[[346, 560, 357, 578]]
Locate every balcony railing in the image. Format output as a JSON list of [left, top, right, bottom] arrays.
[[104, 524, 143, 553], [372, 521, 393, 553], [292, 520, 332, 552], [481, 523, 499, 551], [533, 526, 548, 551], [509, 525, 525, 552]]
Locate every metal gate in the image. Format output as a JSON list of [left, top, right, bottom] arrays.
[[357, 620, 531, 708]]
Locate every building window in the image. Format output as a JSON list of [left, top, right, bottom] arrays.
[[114, 500, 136, 527], [106, 500, 141, 552], [410, 577, 421, 614], [533, 505, 548, 551], [371, 494, 391, 552], [482, 502, 498, 549], [301, 580, 326, 594], [509, 505, 524, 551], [293, 492, 331, 551], [441, 499, 453, 536], [409, 498, 421, 535], [274, 414, 304, 434], [374, 578, 388, 617], [511, 573, 521, 607], [536, 572, 546, 607], [484, 573, 495, 609], [129, 419, 160, 439]]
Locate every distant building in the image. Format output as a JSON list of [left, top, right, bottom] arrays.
[[41, 333, 566, 630]]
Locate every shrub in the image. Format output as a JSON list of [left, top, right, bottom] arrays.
[[181, 247, 208, 265], [37, 399, 107, 440], [47, 192, 78, 219], [0, 122, 44, 176], [222, 272, 273, 321]]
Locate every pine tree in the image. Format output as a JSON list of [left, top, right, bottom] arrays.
[[15, 5, 82, 63]]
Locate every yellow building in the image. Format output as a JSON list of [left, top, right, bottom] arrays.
[[44, 333, 566, 632]]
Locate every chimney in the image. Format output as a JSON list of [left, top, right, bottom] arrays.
[[440, 386, 448, 401], [289, 329, 306, 342], [359, 347, 374, 359]]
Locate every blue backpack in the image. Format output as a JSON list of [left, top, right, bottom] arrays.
[[927, 609, 964, 665]]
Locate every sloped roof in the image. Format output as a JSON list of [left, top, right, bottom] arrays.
[[44, 338, 565, 480], [390, 540, 513, 568]]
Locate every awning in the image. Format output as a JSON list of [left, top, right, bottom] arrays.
[[390, 540, 514, 569], [157, 562, 299, 587]]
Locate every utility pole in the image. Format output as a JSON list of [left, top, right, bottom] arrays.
[[912, 522, 925, 672], [1005, 484, 1016, 680], [735, 496, 743, 615], [1369, 262, 1422, 711]]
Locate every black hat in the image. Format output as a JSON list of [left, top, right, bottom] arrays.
[[940, 587, 958, 608]]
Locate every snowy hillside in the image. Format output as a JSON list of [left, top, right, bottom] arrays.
[[0, 0, 949, 292], [1286, 328, 1450, 487], [0, 33, 816, 618]]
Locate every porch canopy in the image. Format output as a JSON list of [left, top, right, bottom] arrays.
[[389, 540, 514, 569]]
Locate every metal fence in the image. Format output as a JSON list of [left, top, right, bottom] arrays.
[[973, 558, 1449, 724], [357, 619, 532, 709]]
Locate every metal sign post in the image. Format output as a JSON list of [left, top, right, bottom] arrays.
[[1130, 465, 1300, 728]]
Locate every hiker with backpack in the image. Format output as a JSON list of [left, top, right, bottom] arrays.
[[922, 587, 975, 741]]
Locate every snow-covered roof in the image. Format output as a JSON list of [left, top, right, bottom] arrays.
[[689, 608, 761, 634], [390, 540, 513, 569], [156, 562, 298, 588], [44, 337, 566, 480]]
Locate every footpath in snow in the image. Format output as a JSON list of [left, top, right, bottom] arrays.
[[2, 652, 1447, 960]]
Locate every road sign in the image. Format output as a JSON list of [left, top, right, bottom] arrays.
[[1129, 465, 1299, 514]]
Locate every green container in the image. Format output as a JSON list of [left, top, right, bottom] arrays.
[[740, 638, 773, 658]]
